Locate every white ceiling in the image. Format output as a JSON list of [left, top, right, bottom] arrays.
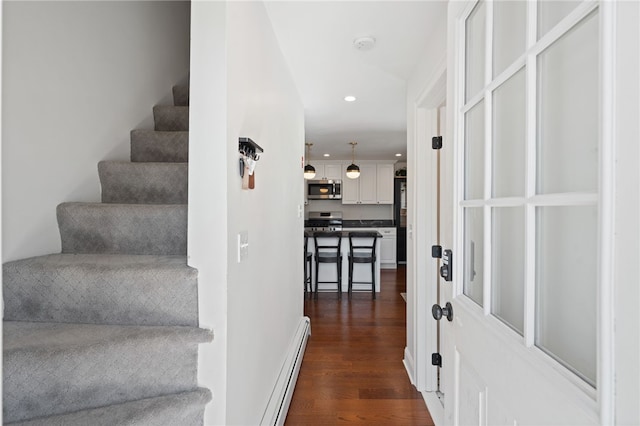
[[265, 1, 448, 161]]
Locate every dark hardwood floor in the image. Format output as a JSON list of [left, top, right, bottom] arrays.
[[285, 266, 434, 425]]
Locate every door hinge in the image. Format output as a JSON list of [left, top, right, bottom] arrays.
[[432, 136, 443, 150], [432, 353, 442, 367], [431, 245, 442, 258]]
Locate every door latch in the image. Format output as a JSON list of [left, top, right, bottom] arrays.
[[432, 302, 454, 322], [440, 249, 452, 281]]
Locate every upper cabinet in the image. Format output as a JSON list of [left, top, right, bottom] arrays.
[[376, 164, 394, 204], [306, 162, 342, 180], [342, 162, 394, 205]]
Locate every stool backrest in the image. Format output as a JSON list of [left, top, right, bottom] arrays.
[[348, 231, 378, 258], [313, 232, 342, 257]]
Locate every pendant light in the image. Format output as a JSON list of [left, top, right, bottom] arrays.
[[304, 143, 316, 179], [346, 141, 360, 179]]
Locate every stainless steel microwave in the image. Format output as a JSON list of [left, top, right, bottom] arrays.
[[307, 179, 342, 200]]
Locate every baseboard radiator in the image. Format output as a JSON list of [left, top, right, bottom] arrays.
[[260, 316, 311, 426]]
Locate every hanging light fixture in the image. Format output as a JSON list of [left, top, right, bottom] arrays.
[[304, 143, 316, 179], [346, 141, 360, 179]]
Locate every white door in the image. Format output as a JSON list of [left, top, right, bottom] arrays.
[[442, 1, 612, 424]]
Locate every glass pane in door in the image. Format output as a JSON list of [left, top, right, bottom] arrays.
[[491, 207, 525, 335], [535, 205, 597, 385], [537, 11, 599, 194], [538, 1, 582, 39], [493, 0, 526, 78], [465, 1, 486, 101], [492, 68, 526, 198], [464, 208, 484, 307], [464, 101, 485, 200]]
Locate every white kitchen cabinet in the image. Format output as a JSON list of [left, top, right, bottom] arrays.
[[375, 163, 394, 204], [307, 162, 343, 180], [379, 228, 397, 268], [341, 163, 377, 204], [323, 163, 343, 180]]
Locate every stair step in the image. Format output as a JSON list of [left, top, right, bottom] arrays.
[[173, 84, 189, 106], [153, 106, 189, 131], [57, 202, 187, 255], [130, 130, 188, 163], [6, 388, 211, 426], [3, 254, 198, 326], [99, 161, 188, 204], [3, 321, 213, 423]]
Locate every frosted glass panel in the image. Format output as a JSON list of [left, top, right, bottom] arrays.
[[464, 208, 484, 307], [493, 0, 526, 77], [465, 1, 486, 101], [537, 11, 599, 194], [536, 206, 597, 386], [492, 68, 526, 198], [464, 101, 485, 200], [538, 1, 581, 39], [491, 207, 524, 335]]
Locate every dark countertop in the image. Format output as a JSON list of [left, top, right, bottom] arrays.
[[340, 220, 395, 228], [304, 230, 382, 238]]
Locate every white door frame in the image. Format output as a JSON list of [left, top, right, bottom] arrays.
[[404, 58, 446, 411]]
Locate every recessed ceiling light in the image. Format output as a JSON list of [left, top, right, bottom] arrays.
[[323, 153, 330, 157], [395, 153, 402, 157], [344, 95, 356, 102]]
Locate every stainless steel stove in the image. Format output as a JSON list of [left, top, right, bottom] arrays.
[[304, 211, 343, 231]]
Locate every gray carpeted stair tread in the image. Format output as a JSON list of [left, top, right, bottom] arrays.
[[153, 105, 188, 131], [99, 161, 188, 204], [130, 130, 188, 163], [173, 84, 189, 107], [7, 388, 211, 426], [3, 254, 198, 326], [57, 202, 187, 255], [3, 321, 213, 423]]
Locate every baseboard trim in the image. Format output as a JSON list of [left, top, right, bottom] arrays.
[[260, 316, 311, 426], [422, 391, 444, 426], [403, 346, 416, 385]]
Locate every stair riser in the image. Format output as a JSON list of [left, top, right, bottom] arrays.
[[173, 84, 189, 107], [99, 162, 188, 204], [130, 130, 188, 163], [4, 341, 199, 423], [153, 106, 189, 131], [6, 389, 211, 426], [3, 255, 198, 326], [57, 203, 187, 255]]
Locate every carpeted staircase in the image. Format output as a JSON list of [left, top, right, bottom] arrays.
[[2, 82, 214, 425]]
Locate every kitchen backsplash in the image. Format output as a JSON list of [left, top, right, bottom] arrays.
[[305, 200, 393, 220]]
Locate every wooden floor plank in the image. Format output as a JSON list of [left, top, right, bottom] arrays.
[[285, 266, 434, 426]]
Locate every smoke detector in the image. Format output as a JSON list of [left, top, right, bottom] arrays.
[[353, 36, 376, 51]]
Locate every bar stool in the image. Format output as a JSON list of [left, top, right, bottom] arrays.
[[303, 235, 313, 297], [313, 232, 343, 299], [348, 231, 378, 299]]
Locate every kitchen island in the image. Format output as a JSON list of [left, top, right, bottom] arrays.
[[304, 230, 382, 294]]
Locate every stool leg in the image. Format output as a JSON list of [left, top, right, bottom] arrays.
[[348, 258, 353, 299], [371, 260, 376, 300], [314, 259, 319, 300], [310, 257, 313, 297], [337, 257, 342, 300]]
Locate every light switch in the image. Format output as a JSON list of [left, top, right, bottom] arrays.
[[238, 231, 249, 263]]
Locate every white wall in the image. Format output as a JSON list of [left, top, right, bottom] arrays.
[[2, 1, 191, 261], [189, 2, 305, 424]]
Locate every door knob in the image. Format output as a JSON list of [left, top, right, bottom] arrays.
[[432, 302, 454, 322]]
